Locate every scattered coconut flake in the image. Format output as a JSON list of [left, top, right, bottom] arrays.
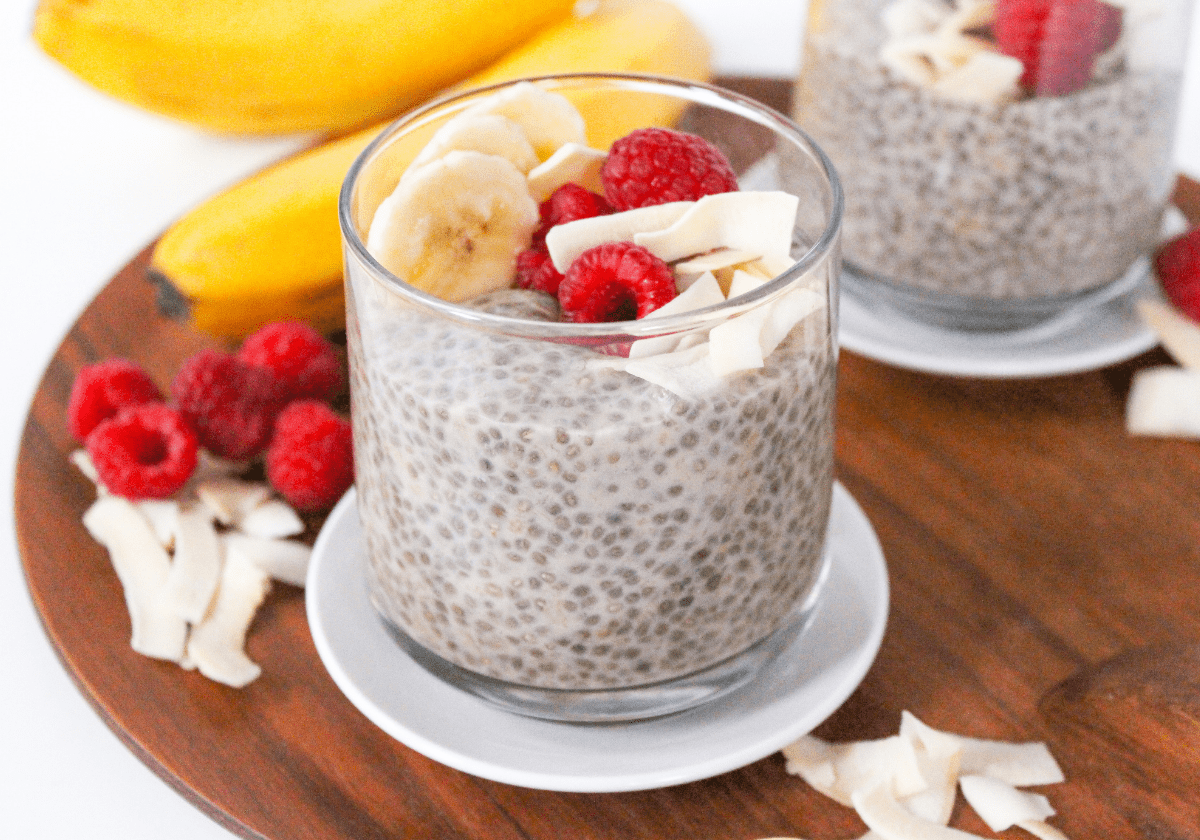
[[196, 478, 272, 526], [634, 191, 800, 264], [944, 730, 1064, 788], [1126, 366, 1200, 438], [782, 734, 926, 807], [162, 504, 224, 623], [853, 780, 989, 840], [239, 499, 305, 539], [185, 549, 271, 688], [224, 532, 311, 588], [70, 449, 103, 488], [1136, 298, 1200, 370], [136, 499, 180, 550], [546, 201, 694, 271], [526, 142, 607, 201], [959, 774, 1055, 832], [82, 496, 188, 662], [1016, 819, 1071, 840], [899, 712, 963, 825]]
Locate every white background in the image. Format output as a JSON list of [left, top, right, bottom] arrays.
[[1, 1, 1197, 837]]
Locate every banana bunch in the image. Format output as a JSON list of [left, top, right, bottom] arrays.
[[33, 0, 577, 135], [147, 0, 713, 342]]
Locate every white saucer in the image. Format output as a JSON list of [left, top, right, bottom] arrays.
[[306, 482, 889, 792], [838, 266, 1161, 378]]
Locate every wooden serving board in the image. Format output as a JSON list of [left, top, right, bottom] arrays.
[[15, 78, 1200, 840]]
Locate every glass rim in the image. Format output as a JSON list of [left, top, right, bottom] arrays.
[[338, 72, 844, 339]]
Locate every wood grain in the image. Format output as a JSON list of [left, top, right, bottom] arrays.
[[14, 78, 1200, 840]]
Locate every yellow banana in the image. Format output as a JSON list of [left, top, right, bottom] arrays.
[[32, 0, 577, 135], [149, 0, 712, 342]]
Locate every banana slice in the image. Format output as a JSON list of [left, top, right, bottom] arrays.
[[367, 150, 538, 302], [410, 113, 540, 175], [460, 80, 587, 161]]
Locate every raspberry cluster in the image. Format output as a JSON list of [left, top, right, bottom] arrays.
[[69, 321, 352, 510], [993, 0, 1123, 97], [516, 128, 738, 323], [1156, 225, 1200, 322]]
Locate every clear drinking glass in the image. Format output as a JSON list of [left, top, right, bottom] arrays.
[[339, 74, 843, 722], [795, 0, 1195, 329]]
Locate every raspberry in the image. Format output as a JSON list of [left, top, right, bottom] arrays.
[[1155, 225, 1200, 322], [86, 403, 198, 499], [515, 248, 566, 296], [557, 242, 676, 323], [171, 349, 284, 460], [533, 183, 612, 244], [68, 358, 162, 442], [238, 320, 344, 403], [601, 128, 739, 211], [995, 0, 1123, 96], [266, 400, 354, 512]]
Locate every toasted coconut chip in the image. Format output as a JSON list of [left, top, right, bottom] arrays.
[[185, 549, 271, 688], [239, 499, 305, 539], [959, 774, 1054, 832], [196, 478, 272, 526], [526, 142, 606, 201], [545, 201, 693, 272], [853, 780, 989, 840], [162, 504, 224, 623], [223, 533, 311, 588], [956, 736, 1064, 787], [899, 713, 962, 825], [1136, 299, 1200, 371], [82, 496, 187, 662], [1016, 819, 1070, 840], [136, 499, 180, 550]]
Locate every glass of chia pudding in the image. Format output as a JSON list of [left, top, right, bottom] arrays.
[[338, 74, 844, 722], [795, 0, 1194, 329]]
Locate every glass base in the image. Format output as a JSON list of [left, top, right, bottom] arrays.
[[841, 257, 1150, 333], [376, 547, 833, 723]]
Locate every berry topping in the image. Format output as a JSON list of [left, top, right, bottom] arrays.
[[1155, 225, 1200, 322], [171, 349, 284, 461], [86, 403, 198, 499], [68, 358, 162, 443], [238, 320, 344, 403], [994, 0, 1123, 96], [515, 247, 566, 295], [534, 183, 613, 244], [266, 400, 354, 512], [557, 242, 677, 323], [601, 127, 740, 211]]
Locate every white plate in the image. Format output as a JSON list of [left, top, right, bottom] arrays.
[[838, 266, 1162, 379], [306, 483, 889, 793]]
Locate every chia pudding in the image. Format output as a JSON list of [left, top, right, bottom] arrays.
[[793, 0, 1184, 303], [346, 285, 836, 690]]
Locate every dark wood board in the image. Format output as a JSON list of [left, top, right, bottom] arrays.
[[14, 77, 1200, 840]]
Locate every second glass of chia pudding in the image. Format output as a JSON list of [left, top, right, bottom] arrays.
[[794, 0, 1194, 329], [339, 74, 844, 721]]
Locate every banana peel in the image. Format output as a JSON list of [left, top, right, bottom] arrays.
[[149, 0, 713, 342], [33, 0, 577, 136]]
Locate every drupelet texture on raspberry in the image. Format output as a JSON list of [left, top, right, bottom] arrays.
[[68, 358, 163, 442], [238, 320, 344, 403], [557, 242, 677, 323], [86, 402, 198, 499], [601, 127, 739, 211], [266, 400, 354, 512], [515, 248, 565, 296], [171, 349, 284, 461], [533, 183, 613, 245], [1155, 224, 1200, 322]]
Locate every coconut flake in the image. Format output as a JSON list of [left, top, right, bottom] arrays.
[[196, 478, 272, 527], [239, 499, 305, 539], [899, 712, 963, 825], [633, 191, 799, 264], [1016, 819, 1071, 840], [546, 201, 694, 272], [162, 504, 224, 623], [627, 272, 726, 359], [223, 533, 311, 587], [1126, 366, 1200, 438], [185, 549, 271, 688], [959, 774, 1055, 832], [136, 499, 180, 551], [782, 735, 926, 807], [526, 142, 607, 201], [82, 496, 187, 662], [854, 781, 990, 840], [1136, 299, 1200, 370], [673, 248, 764, 275], [956, 736, 1065, 787]]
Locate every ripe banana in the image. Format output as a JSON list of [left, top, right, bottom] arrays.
[[32, 0, 577, 135], [149, 0, 713, 342]]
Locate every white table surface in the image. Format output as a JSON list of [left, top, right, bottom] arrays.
[[2, 1, 1197, 836]]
